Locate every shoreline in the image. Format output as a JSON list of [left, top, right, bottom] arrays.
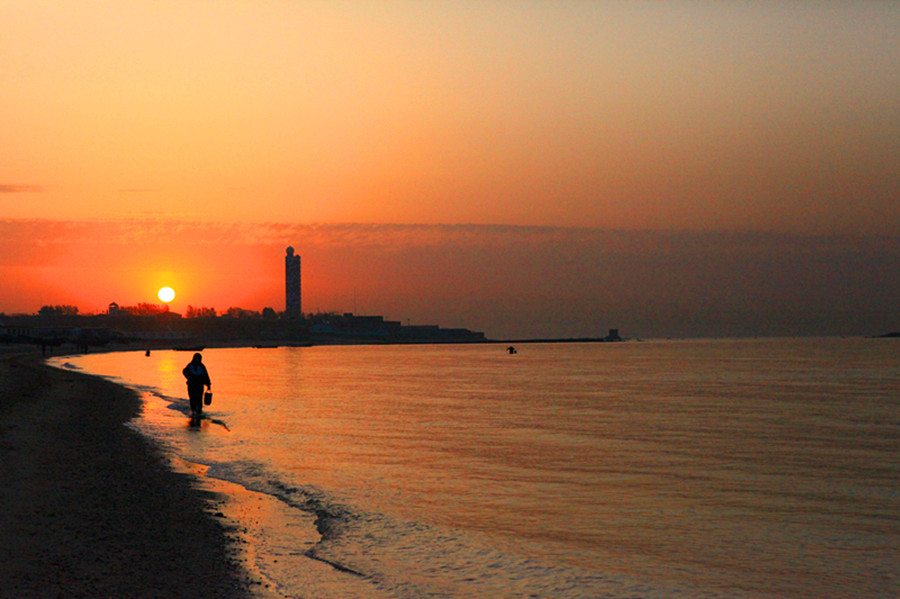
[[0, 351, 256, 597]]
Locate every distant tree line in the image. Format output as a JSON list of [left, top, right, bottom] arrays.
[[40, 303, 175, 317], [30, 304, 282, 319], [116, 303, 171, 316], [38, 304, 79, 316], [31, 304, 341, 322], [184, 305, 218, 318], [183, 306, 279, 319]]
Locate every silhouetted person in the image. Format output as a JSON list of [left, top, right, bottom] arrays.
[[183, 352, 211, 418]]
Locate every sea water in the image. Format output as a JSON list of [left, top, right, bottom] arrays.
[[50, 338, 899, 598]]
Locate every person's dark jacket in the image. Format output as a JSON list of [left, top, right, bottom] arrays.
[[183, 362, 211, 389]]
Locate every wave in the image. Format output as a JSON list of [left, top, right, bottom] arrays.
[[199, 459, 653, 598], [203, 461, 362, 572]]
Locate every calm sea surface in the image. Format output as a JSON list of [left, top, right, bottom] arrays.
[[51, 338, 899, 598]]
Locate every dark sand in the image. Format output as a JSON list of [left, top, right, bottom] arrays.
[[0, 350, 255, 598]]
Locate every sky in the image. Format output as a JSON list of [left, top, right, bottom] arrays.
[[2, 2, 898, 338]]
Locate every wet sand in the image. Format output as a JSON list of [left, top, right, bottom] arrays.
[[0, 350, 255, 598]]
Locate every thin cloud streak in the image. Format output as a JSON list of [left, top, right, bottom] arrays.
[[0, 184, 43, 193]]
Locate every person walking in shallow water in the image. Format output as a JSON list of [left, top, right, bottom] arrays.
[[183, 352, 211, 418]]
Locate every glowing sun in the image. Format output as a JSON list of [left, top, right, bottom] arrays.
[[158, 286, 176, 303]]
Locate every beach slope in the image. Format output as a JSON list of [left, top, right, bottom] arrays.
[[0, 352, 253, 597]]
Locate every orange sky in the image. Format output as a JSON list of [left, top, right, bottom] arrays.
[[2, 2, 899, 337]]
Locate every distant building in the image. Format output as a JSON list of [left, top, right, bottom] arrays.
[[603, 328, 622, 342], [285, 246, 302, 317], [108, 302, 119, 316]]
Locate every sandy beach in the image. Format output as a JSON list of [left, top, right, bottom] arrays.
[[0, 349, 255, 598]]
